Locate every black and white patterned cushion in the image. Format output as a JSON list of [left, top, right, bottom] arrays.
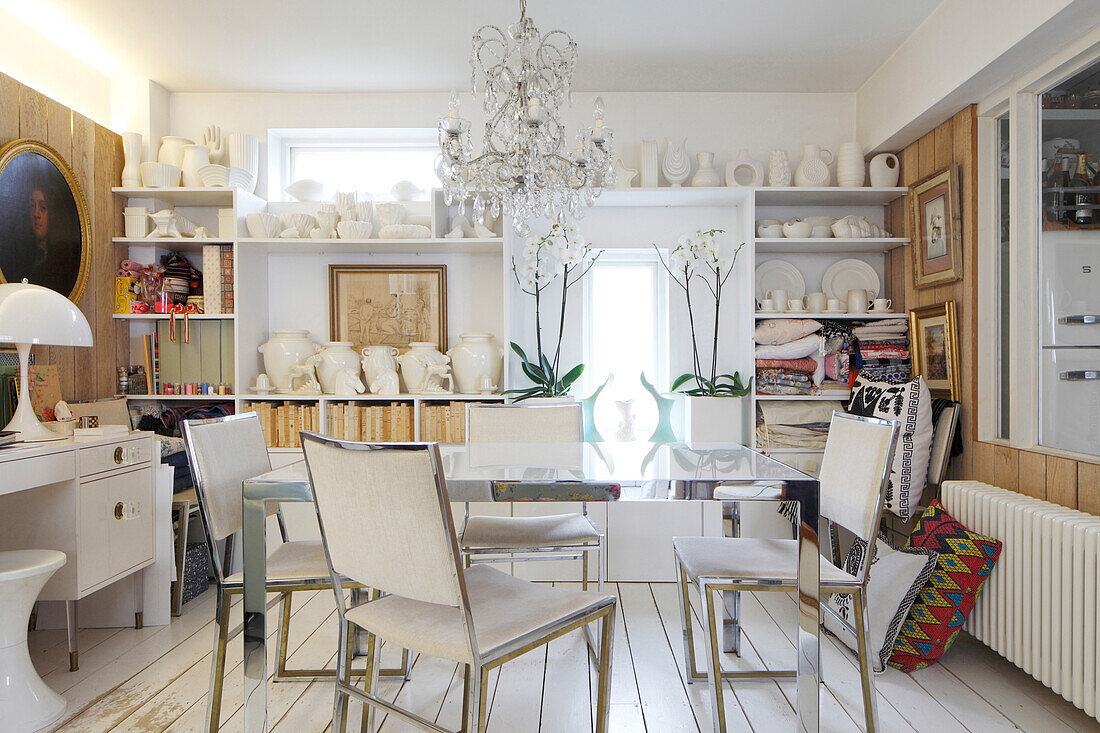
[[847, 376, 933, 521]]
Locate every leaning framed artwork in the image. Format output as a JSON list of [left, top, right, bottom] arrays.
[[0, 139, 91, 302], [909, 163, 962, 289], [329, 264, 447, 354], [908, 300, 960, 401]]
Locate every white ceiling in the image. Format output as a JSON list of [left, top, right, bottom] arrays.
[[38, 0, 943, 94]]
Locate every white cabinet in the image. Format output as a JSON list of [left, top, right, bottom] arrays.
[[79, 466, 154, 592]]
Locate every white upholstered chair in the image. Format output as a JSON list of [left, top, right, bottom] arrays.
[[300, 434, 617, 733], [673, 411, 899, 733], [460, 403, 605, 590]]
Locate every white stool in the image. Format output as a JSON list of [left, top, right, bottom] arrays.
[[0, 550, 67, 732]]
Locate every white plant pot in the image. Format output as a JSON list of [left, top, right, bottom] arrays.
[[676, 395, 746, 445], [316, 342, 361, 394], [447, 333, 504, 394], [258, 329, 320, 392]]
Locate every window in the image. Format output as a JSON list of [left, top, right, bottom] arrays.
[[996, 112, 1011, 439], [582, 250, 668, 440], [269, 128, 439, 202]]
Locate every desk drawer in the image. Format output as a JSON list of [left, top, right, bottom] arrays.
[[0, 452, 76, 495], [79, 438, 152, 478]]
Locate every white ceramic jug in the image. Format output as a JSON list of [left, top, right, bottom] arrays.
[[157, 136, 193, 167], [794, 144, 833, 187], [447, 333, 504, 394], [690, 152, 722, 187], [180, 144, 210, 188], [121, 133, 142, 187], [315, 342, 361, 394], [258, 330, 319, 392], [836, 142, 866, 187], [360, 345, 399, 385], [869, 153, 901, 187]]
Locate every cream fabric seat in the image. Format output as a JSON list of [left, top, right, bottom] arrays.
[[674, 536, 861, 587], [224, 540, 328, 584], [346, 564, 610, 663], [460, 513, 601, 549]]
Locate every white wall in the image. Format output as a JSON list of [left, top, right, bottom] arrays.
[[169, 91, 856, 196]]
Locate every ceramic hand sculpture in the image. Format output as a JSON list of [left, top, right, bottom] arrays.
[[201, 125, 225, 165]]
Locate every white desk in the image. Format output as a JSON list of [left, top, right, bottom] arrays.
[[0, 431, 157, 671]]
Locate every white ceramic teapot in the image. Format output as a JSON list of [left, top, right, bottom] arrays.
[[447, 333, 504, 394]]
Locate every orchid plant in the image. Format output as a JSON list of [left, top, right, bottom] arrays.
[[507, 223, 600, 401], [655, 228, 751, 398]]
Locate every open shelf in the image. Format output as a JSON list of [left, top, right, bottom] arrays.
[[112, 187, 239, 206], [113, 237, 232, 253], [754, 187, 907, 206], [112, 313, 235, 320], [596, 187, 751, 207], [125, 394, 237, 401], [754, 312, 904, 320], [237, 237, 503, 255], [755, 394, 851, 401], [754, 237, 908, 253]]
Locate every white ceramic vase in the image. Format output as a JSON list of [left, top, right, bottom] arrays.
[[315, 341, 361, 394], [447, 333, 504, 394], [121, 132, 143, 187], [180, 145, 210, 188], [794, 144, 833, 187], [258, 329, 320, 392], [766, 149, 792, 186], [157, 136, 193, 167], [662, 138, 690, 187], [639, 140, 659, 187], [360, 345, 399, 385], [398, 342, 452, 393], [869, 153, 901, 187], [836, 142, 866, 187], [725, 149, 763, 187], [227, 133, 260, 191], [690, 152, 722, 187]]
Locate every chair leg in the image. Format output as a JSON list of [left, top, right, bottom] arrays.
[[333, 619, 353, 733], [465, 665, 489, 733], [597, 535, 606, 593], [582, 551, 589, 591], [677, 564, 702, 682], [206, 590, 231, 733], [461, 664, 471, 730], [359, 628, 379, 733], [275, 591, 293, 679], [852, 589, 879, 733], [66, 600, 78, 672], [699, 581, 728, 733], [594, 608, 615, 733]]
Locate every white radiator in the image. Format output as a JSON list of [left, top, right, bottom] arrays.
[[942, 480, 1100, 719]]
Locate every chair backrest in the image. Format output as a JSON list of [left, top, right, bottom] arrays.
[[466, 403, 583, 443], [925, 402, 960, 489], [301, 435, 469, 616], [181, 413, 272, 549], [818, 411, 899, 581]]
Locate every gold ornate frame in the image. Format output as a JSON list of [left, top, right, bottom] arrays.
[[908, 162, 962, 289], [908, 300, 960, 401], [0, 138, 91, 303]]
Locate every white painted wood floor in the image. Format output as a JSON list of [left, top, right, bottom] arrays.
[[33, 583, 1100, 733]]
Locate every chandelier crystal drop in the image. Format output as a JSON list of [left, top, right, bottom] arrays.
[[437, 0, 615, 235]]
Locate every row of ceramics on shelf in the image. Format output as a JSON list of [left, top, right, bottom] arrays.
[[120, 127, 260, 193], [756, 215, 892, 239], [256, 330, 505, 397], [616, 140, 901, 189]]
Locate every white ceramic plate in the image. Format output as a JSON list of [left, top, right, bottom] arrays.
[[821, 259, 880, 301], [755, 259, 806, 302]]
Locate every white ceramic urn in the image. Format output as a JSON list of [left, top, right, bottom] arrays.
[[361, 345, 399, 384], [447, 333, 504, 394], [398, 342, 448, 393], [315, 341, 361, 394], [258, 330, 320, 391]]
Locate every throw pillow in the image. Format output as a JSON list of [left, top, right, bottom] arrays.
[[888, 501, 1003, 672], [823, 536, 938, 673], [754, 318, 823, 345], [755, 333, 822, 360], [846, 376, 933, 521]]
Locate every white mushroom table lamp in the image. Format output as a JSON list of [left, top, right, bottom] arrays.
[[0, 280, 93, 442]]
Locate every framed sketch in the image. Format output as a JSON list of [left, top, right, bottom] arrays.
[[329, 264, 447, 354], [908, 300, 960, 401], [909, 163, 962, 289], [0, 139, 90, 302]]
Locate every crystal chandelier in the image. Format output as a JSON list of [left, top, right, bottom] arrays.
[[437, 0, 615, 235]]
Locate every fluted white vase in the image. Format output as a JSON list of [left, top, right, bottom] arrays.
[[662, 138, 690, 187], [836, 142, 866, 187], [227, 133, 260, 191], [639, 140, 659, 188], [121, 132, 142, 187]]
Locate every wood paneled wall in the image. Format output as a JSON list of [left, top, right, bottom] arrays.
[[883, 104, 1099, 518], [0, 72, 125, 401]]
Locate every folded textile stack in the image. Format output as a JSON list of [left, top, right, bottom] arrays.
[[852, 318, 911, 382], [755, 400, 845, 452], [754, 319, 824, 396]]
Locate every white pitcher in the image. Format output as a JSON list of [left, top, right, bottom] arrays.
[[794, 144, 833, 187], [360, 345, 399, 385]]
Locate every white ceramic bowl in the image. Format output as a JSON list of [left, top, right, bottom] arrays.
[[757, 223, 784, 238], [198, 164, 228, 187], [378, 224, 431, 239], [284, 178, 324, 202], [281, 213, 317, 238], [227, 167, 255, 191], [336, 220, 373, 239], [782, 219, 813, 238], [804, 215, 837, 227], [246, 212, 282, 238], [140, 162, 181, 188], [810, 226, 833, 238]]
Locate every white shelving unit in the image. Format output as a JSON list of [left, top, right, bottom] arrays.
[[754, 237, 908, 253]]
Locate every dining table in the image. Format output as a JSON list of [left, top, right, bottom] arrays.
[[240, 440, 822, 733]]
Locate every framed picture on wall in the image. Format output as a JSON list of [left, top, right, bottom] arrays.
[[328, 264, 447, 354], [0, 139, 90, 302], [908, 300, 960, 401], [909, 162, 962, 289]]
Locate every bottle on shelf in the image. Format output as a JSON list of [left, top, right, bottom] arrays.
[[1071, 152, 1094, 226]]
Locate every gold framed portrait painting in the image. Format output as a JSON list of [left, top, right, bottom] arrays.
[[329, 264, 447, 354], [909, 163, 962, 289], [908, 300, 960, 401], [0, 139, 91, 302]]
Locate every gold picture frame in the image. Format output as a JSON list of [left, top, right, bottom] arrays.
[[328, 264, 447, 354], [909, 162, 962, 289], [908, 300, 960, 401], [0, 138, 91, 303]]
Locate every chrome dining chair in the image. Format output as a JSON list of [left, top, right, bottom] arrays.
[[460, 403, 605, 591], [673, 411, 899, 733], [301, 433, 617, 733]]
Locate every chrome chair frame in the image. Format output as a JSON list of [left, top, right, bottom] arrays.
[[301, 435, 616, 733], [674, 412, 900, 733]]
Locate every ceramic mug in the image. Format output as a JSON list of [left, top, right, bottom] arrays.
[[787, 299, 806, 312], [871, 298, 892, 312], [846, 289, 870, 313], [759, 299, 779, 313], [766, 290, 788, 310], [826, 298, 846, 313], [805, 292, 827, 312]]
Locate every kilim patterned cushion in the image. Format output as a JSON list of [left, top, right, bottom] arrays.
[[888, 500, 1002, 672]]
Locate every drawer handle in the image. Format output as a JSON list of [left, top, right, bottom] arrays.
[[1060, 370, 1099, 381], [1059, 315, 1099, 325], [114, 502, 125, 520], [114, 447, 124, 464]]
